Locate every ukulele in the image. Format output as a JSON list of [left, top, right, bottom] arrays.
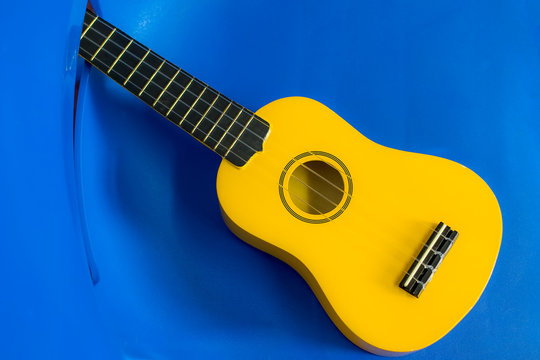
[[78, 9, 502, 355]]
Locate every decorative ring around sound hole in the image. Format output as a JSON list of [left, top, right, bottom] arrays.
[[279, 151, 353, 224]]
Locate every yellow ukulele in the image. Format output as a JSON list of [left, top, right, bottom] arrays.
[[79, 9, 502, 355]]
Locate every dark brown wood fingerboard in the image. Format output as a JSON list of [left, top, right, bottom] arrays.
[[79, 9, 269, 167]]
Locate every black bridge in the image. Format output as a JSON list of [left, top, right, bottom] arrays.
[[400, 222, 458, 297]]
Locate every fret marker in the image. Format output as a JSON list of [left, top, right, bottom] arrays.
[[204, 101, 233, 142], [225, 114, 255, 157], [91, 28, 116, 61], [139, 59, 166, 96], [192, 94, 220, 133], [153, 69, 180, 106], [180, 88, 207, 125], [166, 78, 194, 117], [123, 49, 150, 85], [108, 39, 133, 73], [214, 109, 243, 151], [80, 16, 98, 40]]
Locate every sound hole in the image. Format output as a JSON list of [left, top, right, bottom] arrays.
[[288, 160, 345, 215]]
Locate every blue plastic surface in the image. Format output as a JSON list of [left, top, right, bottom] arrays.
[[0, 1, 118, 359], [2, 0, 540, 359]]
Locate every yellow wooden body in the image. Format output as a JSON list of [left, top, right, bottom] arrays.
[[216, 97, 502, 355]]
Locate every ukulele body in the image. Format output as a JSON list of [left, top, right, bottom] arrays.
[[216, 96, 502, 355]]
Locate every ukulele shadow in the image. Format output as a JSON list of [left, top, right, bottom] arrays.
[[86, 71, 358, 353]]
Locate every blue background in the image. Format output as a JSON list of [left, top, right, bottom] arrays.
[[1, 0, 539, 359]]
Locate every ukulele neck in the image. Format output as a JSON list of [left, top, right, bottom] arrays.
[[79, 9, 269, 167]]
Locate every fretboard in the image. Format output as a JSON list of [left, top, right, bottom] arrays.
[[79, 10, 269, 167]]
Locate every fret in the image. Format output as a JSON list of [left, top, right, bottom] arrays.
[[193, 96, 231, 141], [109, 39, 144, 79], [81, 20, 131, 79], [154, 70, 192, 115], [79, 38, 98, 62], [166, 78, 193, 117], [215, 110, 253, 155], [180, 79, 205, 104], [205, 103, 242, 149], [203, 101, 232, 142], [223, 115, 258, 165], [224, 114, 268, 165], [79, 9, 270, 167], [109, 39, 132, 73], [137, 61, 175, 108], [245, 114, 271, 142], [124, 49, 150, 85], [192, 93, 219, 133], [231, 114, 268, 156], [91, 28, 116, 61], [224, 114, 254, 157], [180, 87, 206, 124], [129, 51, 163, 101], [167, 79, 206, 124], [92, 32, 128, 81], [179, 87, 207, 130], [139, 59, 165, 96], [82, 11, 97, 26], [79, 22, 104, 65], [84, 16, 113, 45], [81, 15, 98, 39], [180, 87, 218, 133], [214, 109, 243, 152], [153, 69, 179, 106]]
